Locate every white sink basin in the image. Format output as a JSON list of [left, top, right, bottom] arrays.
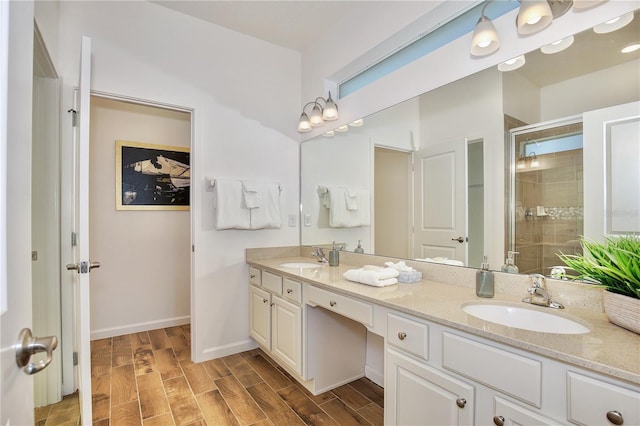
[[279, 262, 324, 269], [462, 303, 590, 334]]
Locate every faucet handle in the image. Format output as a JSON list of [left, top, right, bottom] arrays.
[[529, 273, 546, 288]]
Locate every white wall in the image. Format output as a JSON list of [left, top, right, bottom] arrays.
[[540, 59, 640, 121], [89, 96, 191, 339], [503, 70, 541, 125], [57, 1, 301, 361]]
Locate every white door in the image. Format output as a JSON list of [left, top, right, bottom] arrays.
[[583, 101, 640, 241], [1, 1, 37, 423], [66, 35, 95, 424], [413, 139, 467, 263]]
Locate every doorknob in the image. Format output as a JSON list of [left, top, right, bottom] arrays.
[[66, 260, 101, 273], [15, 328, 58, 375], [451, 236, 467, 243]]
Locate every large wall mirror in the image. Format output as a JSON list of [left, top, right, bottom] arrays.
[[301, 8, 640, 272]]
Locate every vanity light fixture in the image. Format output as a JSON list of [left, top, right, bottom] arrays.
[[541, 35, 574, 54], [498, 55, 526, 72], [593, 12, 634, 34], [621, 42, 640, 54], [297, 91, 339, 133], [517, 0, 554, 35], [335, 125, 349, 133], [471, 0, 500, 57], [324, 130, 335, 137], [349, 119, 364, 127], [572, 0, 607, 10], [529, 152, 540, 167]]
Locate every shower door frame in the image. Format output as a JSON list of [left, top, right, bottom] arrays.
[[507, 114, 583, 261]]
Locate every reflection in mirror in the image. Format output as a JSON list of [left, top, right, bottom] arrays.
[[301, 9, 640, 272]]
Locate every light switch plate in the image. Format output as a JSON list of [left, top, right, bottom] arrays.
[[288, 214, 297, 227], [304, 214, 312, 227]]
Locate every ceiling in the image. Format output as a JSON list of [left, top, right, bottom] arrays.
[[151, 1, 426, 52]]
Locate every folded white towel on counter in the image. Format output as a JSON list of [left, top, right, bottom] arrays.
[[214, 179, 251, 230], [343, 265, 399, 287], [241, 180, 262, 209], [416, 257, 465, 267], [250, 183, 281, 229]]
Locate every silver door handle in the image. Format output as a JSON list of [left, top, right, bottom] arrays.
[[66, 260, 101, 273], [451, 236, 467, 243], [15, 328, 58, 375]]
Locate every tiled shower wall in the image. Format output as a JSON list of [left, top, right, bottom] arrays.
[[513, 123, 584, 275]]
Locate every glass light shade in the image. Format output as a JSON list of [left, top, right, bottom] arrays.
[[517, 1, 553, 35], [322, 93, 339, 121], [498, 55, 526, 72], [297, 112, 311, 133], [324, 130, 335, 137], [530, 155, 540, 167], [517, 158, 526, 169], [309, 104, 324, 127], [471, 16, 501, 57], [335, 125, 349, 133], [349, 119, 364, 127], [593, 12, 634, 34], [541, 35, 574, 54]]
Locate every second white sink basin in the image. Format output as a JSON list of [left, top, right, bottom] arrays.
[[462, 303, 590, 334], [280, 262, 323, 269]]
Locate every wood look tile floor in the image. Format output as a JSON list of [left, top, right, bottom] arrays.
[[91, 325, 384, 425]]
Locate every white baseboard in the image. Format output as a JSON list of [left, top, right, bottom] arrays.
[[90, 315, 190, 340], [194, 339, 258, 363], [365, 364, 384, 388]]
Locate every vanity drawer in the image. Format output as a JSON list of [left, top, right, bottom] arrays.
[[283, 278, 302, 304], [442, 332, 542, 407], [567, 372, 640, 426], [249, 267, 261, 286], [306, 285, 373, 327], [387, 313, 429, 360], [262, 271, 282, 295]]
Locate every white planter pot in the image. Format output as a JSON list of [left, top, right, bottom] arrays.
[[603, 290, 640, 335]]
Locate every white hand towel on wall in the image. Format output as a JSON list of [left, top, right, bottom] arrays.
[[242, 180, 262, 209], [214, 179, 251, 230], [321, 187, 370, 228], [344, 188, 359, 211], [250, 183, 281, 229]]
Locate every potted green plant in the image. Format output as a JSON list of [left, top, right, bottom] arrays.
[[558, 235, 640, 334]]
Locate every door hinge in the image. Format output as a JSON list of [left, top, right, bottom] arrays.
[[73, 351, 78, 366], [71, 232, 77, 247], [68, 108, 78, 127], [32, 251, 38, 261]]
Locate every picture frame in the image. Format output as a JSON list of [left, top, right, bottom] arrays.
[[115, 140, 190, 211]]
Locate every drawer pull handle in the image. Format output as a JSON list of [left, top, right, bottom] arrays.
[[456, 398, 466, 408], [287, 289, 293, 294], [262, 299, 268, 303], [250, 274, 256, 279], [607, 411, 624, 425], [330, 301, 337, 307], [493, 416, 505, 426], [398, 332, 407, 341]]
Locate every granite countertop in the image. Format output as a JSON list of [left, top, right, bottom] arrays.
[[248, 255, 640, 386]]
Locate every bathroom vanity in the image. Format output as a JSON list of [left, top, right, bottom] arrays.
[[246, 247, 640, 425]]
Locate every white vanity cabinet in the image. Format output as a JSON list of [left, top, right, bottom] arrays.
[[249, 270, 303, 375]]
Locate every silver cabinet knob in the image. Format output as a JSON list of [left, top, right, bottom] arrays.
[[607, 411, 624, 425], [456, 398, 466, 408], [398, 332, 407, 340], [287, 289, 293, 294], [493, 416, 505, 426], [329, 301, 337, 307], [262, 299, 268, 303]]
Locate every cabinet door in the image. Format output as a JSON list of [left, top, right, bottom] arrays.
[[249, 286, 271, 349], [386, 348, 474, 426], [271, 296, 302, 375]]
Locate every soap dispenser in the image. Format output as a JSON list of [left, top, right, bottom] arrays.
[[354, 240, 364, 254], [501, 251, 520, 273], [329, 241, 340, 266], [476, 256, 494, 298]]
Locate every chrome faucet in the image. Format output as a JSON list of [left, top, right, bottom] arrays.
[[311, 247, 328, 263], [522, 274, 564, 309]]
